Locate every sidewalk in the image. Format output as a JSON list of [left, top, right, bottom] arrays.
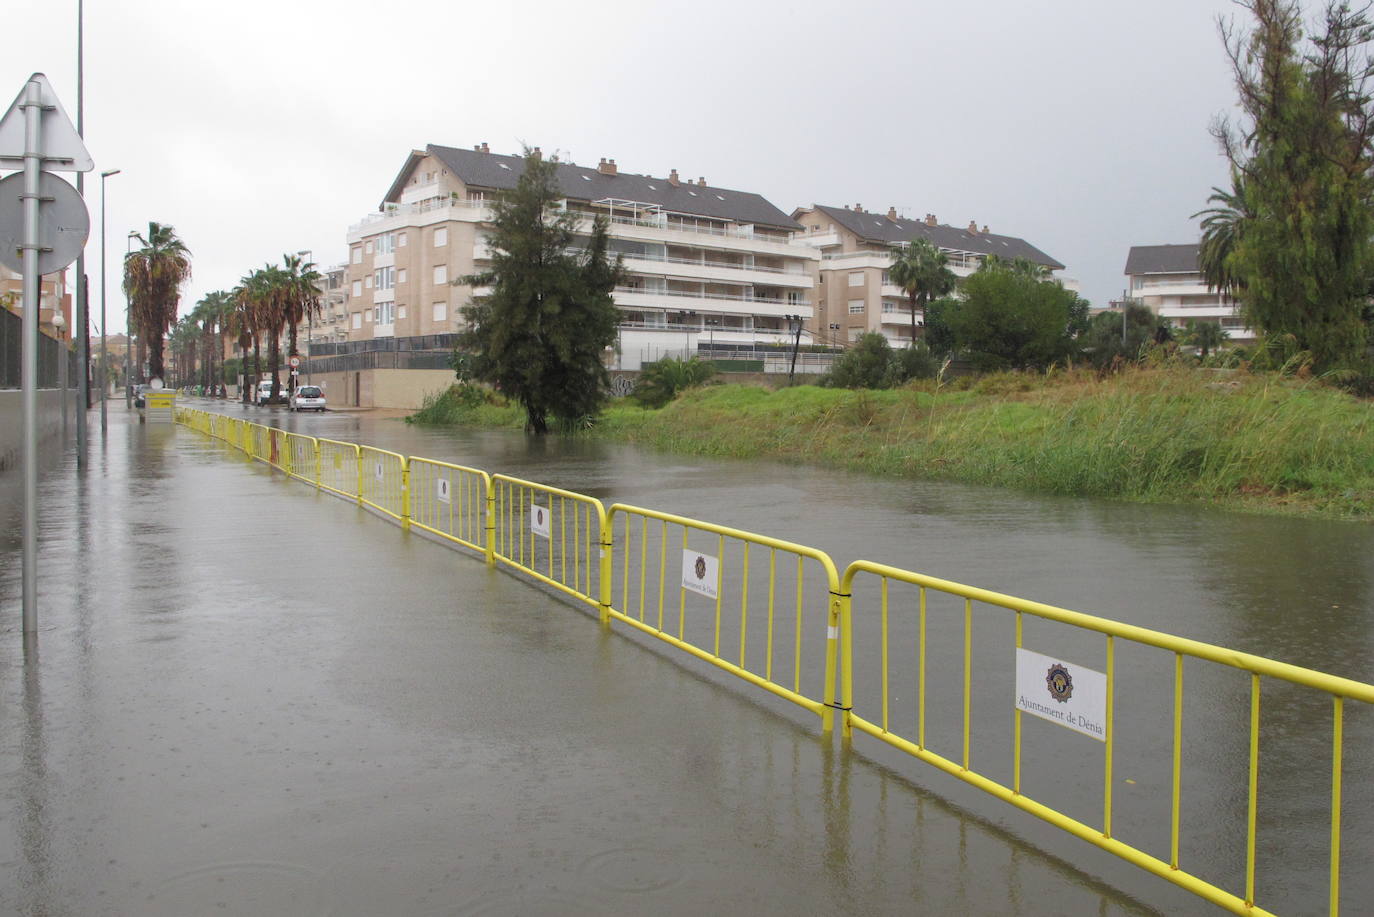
[[0, 404, 1168, 916]]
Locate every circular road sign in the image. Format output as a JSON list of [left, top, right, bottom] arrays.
[[0, 171, 90, 274], [289, 356, 301, 368]]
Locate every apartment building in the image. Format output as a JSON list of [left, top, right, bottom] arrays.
[[1123, 244, 1252, 340], [344, 144, 817, 369], [310, 263, 350, 346], [1, 265, 73, 342], [792, 205, 1065, 347]]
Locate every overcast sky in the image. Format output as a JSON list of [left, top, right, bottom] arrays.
[[7, 0, 1248, 333]]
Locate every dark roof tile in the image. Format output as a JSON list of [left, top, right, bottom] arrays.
[[805, 204, 1064, 270], [1124, 244, 1200, 275]]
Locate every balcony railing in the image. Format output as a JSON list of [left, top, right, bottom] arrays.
[[621, 251, 805, 275], [615, 287, 810, 308]]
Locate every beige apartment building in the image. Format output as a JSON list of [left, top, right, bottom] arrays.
[[343, 144, 817, 370], [1124, 244, 1252, 340], [792, 204, 1065, 347], [1, 265, 73, 342]]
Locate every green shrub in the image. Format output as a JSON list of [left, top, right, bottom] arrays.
[[635, 356, 717, 408]]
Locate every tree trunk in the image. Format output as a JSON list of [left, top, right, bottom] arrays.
[[287, 322, 298, 396], [268, 328, 282, 401], [249, 335, 261, 403], [909, 291, 918, 347]]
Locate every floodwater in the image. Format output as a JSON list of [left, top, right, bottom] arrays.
[[0, 399, 1369, 915]]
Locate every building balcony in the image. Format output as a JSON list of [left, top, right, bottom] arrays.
[[621, 253, 812, 289], [613, 287, 811, 318]]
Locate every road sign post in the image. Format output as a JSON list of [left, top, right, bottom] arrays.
[[0, 73, 93, 637]]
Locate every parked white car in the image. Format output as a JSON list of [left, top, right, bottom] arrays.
[[256, 379, 277, 405], [289, 385, 327, 412]]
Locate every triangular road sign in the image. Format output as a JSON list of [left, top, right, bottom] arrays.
[[0, 73, 93, 172]]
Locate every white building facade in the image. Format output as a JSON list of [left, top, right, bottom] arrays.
[[344, 144, 818, 370], [1124, 244, 1252, 340]]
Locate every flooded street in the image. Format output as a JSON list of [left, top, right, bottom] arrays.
[[0, 400, 1369, 915]]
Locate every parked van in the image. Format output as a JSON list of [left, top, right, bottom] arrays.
[[256, 379, 277, 405]]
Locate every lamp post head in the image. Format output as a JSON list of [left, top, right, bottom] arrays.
[[101, 168, 121, 178]]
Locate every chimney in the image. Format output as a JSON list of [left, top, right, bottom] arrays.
[[668, 168, 680, 187], [968, 221, 979, 234], [531, 146, 542, 160], [886, 207, 898, 222], [598, 157, 617, 176], [855, 203, 863, 213], [698, 176, 707, 186], [925, 214, 937, 227], [479, 142, 490, 153], [982, 225, 990, 234]]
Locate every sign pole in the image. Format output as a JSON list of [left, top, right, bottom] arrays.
[[20, 77, 42, 632]]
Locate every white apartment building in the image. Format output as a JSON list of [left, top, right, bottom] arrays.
[[792, 204, 1066, 347], [344, 144, 817, 369], [310, 263, 350, 346], [1124, 244, 1252, 340]]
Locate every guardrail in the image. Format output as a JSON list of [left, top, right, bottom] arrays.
[[173, 406, 1370, 916]]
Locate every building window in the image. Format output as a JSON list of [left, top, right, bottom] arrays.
[[376, 302, 394, 325], [351, 312, 361, 329], [433, 302, 447, 322], [397, 305, 407, 320], [365, 310, 373, 322], [881, 271, 891, 285], [848, 327, 863, 342], [398, 232, 407, 247], [364, 240, 373, 254], [397, 268, 407, 284], [434, 227, 448, 247], [848, 272, 863, 287], [376, 233, 395, 255], [376, 266, 394, 290], [351, 247, 362, 264], [848, 299, 865, 314], [433, 265, 448, 285], [351, 280, 361, 297], [364, 275, 373, 289]]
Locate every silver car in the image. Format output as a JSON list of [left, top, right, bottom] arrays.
[[289, 384, 327, 412]]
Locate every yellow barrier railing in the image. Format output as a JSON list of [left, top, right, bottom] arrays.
[[318, 438, 363, 503], [172, 406, 1372, 916], [359, 445, 408, 524], [410, 457, 493, 563], [606, 503, 844, 728], [491, 474, 607, 610], [837, 561, 1374, 917]]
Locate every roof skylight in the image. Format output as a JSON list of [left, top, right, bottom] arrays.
[[498, 163, 511, 170]]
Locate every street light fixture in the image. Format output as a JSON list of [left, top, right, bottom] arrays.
[[99, 169, 121, 434]]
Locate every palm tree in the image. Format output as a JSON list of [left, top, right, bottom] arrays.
[[195, 290, 234, 396], [1193, 170, 1249, 299], [281, 254, 323, 395], [229, 280, 259, 402], [889, 238, 956, 347], [123, 222, 192, 383]]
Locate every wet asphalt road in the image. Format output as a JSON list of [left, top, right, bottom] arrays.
[[1, 400, 1362, 915]]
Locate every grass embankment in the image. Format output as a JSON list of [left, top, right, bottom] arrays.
[[410, 369, 1374, 518]]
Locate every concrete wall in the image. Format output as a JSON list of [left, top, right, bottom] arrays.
[[0, 388, 82, 471], [309, 368, 456, 410]]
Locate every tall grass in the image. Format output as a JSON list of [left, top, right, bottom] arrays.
[[409, 369, 1374, 518]]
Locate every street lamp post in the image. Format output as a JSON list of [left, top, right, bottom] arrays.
[[99, 169, 120, 434], [705, 317, 720, 357]]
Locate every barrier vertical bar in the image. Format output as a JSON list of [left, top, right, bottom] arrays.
[[355, 445, 363, 505], [313, 440, 321, 489], [400, 457, 410, 530], [1104, 635, 1115, 838], [1172, 653, 1184, 868], [738, 542, 749, 667], [712, 533, 724, 656], [483, 476, 495, 568], [918, 586, 927, 750], [1246, 673, 1261, 907], [963, 597, 972, 771], [1014, 610, 1023, 795], [880, 577, 890, 733], [1330, 695, 1343, 917], [597, 506, 612, 626]]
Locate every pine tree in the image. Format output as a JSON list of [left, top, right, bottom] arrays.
[[457, 150, 623, 434]]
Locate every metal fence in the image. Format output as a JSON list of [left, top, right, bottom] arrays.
[[0, 306, 80, 390], [175, 405, 1374, 917]]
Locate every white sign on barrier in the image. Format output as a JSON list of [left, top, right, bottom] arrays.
[[374, 461, 384, 483], [1014, 647, 1107, 742], [681, 550, 719, 600], [530, 504, 551, 539], [437, 476, 451, 504]]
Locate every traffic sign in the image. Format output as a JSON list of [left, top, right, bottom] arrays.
[[289, 355, 301, 368], [0, 73, 93, 172], [0, 171, 90, 273]]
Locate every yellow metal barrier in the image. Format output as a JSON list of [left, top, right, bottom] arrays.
[[838, 560, 1374, 917], [171, 406, 1374, 916], [318, 438, 363, 503], [605, 503, 844, 728], [410, 457, 493, 563], [491, 474, 606, 609], [359, 445, 409, 525], [281, 431, 319, 486]]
